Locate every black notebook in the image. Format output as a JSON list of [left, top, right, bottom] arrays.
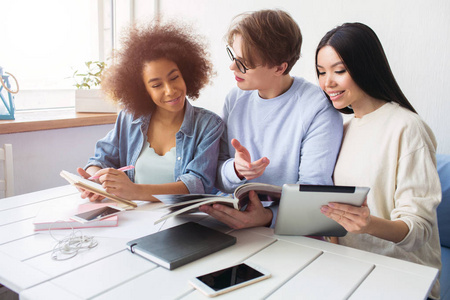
[[126, 222, 237, 270]]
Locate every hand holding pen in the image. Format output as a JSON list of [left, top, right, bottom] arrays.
[[88, 165, 135, 180]]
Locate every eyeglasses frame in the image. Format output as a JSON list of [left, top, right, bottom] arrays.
[[226, 45, 249, 74]]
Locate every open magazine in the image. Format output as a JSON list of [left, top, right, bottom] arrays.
[[153, 183, 282, 224]]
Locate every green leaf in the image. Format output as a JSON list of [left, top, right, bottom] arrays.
[[70, 60, 107, 89]]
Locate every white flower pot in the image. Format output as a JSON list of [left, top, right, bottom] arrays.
[[75, 89, 118, 113]]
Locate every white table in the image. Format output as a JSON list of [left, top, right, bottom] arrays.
[[0, 186, 438, 300]]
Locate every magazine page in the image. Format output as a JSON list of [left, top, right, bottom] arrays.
[[233, 183, 282, 209], [154, 197, 238, 225], [153, 194, 229, 211]]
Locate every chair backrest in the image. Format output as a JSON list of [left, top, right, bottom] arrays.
[[0, 144, 14, 198]]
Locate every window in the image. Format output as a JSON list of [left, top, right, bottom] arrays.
[[0, 0, 131, 111]]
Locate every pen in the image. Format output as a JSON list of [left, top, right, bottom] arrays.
[[88, 165, 135, 180]]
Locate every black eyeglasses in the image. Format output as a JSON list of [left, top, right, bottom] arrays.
[[226, 45, 249, 74]]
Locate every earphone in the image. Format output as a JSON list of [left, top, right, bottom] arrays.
[[49, 221, 98, 261]]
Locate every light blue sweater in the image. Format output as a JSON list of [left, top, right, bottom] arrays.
[[216, 76, 343, 193]]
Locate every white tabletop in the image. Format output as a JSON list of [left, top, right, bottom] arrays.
[[0, 186, 438, 300]]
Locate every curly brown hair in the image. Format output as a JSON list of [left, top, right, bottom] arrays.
[[101, 20, 214, 116]]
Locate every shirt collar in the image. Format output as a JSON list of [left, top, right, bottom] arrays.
[[179, 100, 195, 137]]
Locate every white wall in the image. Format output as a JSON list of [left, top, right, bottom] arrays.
[[138, 0, 450, 154], [0, 124, 114, 196]]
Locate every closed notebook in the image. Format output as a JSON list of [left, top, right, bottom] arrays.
[[126, 222, 236, 270]]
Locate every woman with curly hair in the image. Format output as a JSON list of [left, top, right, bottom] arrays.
[[77, 20, 224, 202]]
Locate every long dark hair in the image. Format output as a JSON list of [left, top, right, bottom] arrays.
[[315, 22, 416, 114]]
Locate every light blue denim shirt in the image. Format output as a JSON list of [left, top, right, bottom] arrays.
[[86, 100, 224, 194]]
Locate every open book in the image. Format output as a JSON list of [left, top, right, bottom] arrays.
[[60, 170, 137, 209], [153, 183, 282, 224]]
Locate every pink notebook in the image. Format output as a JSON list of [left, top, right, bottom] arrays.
[[33, 202, 118, 231]]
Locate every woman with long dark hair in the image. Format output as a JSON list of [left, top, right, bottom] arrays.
[[316, 22, 441, 299]]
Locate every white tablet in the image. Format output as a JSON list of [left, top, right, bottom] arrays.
[[274, 184, 370, 237]]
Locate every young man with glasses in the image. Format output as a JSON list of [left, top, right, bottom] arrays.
[[199, 9, 343, 229]]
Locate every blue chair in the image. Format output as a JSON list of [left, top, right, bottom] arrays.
[[437, 154, 450, 300]]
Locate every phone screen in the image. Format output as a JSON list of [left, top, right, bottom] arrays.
[[196, 263, 265, 291], [73, 206, 122, 222]]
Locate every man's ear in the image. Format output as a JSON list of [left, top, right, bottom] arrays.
[[274, 62, 289, 76]]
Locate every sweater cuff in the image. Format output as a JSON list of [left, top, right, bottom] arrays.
[[223, 158, 247, 187]]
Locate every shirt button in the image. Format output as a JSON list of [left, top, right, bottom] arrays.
[[177, 157, 181, 160]]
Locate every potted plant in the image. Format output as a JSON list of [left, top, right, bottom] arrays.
[[72, 61, 117, 113], [72, 60, 105, 90]]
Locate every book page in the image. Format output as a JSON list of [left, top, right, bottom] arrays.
[[60, 170, 137, 208]]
